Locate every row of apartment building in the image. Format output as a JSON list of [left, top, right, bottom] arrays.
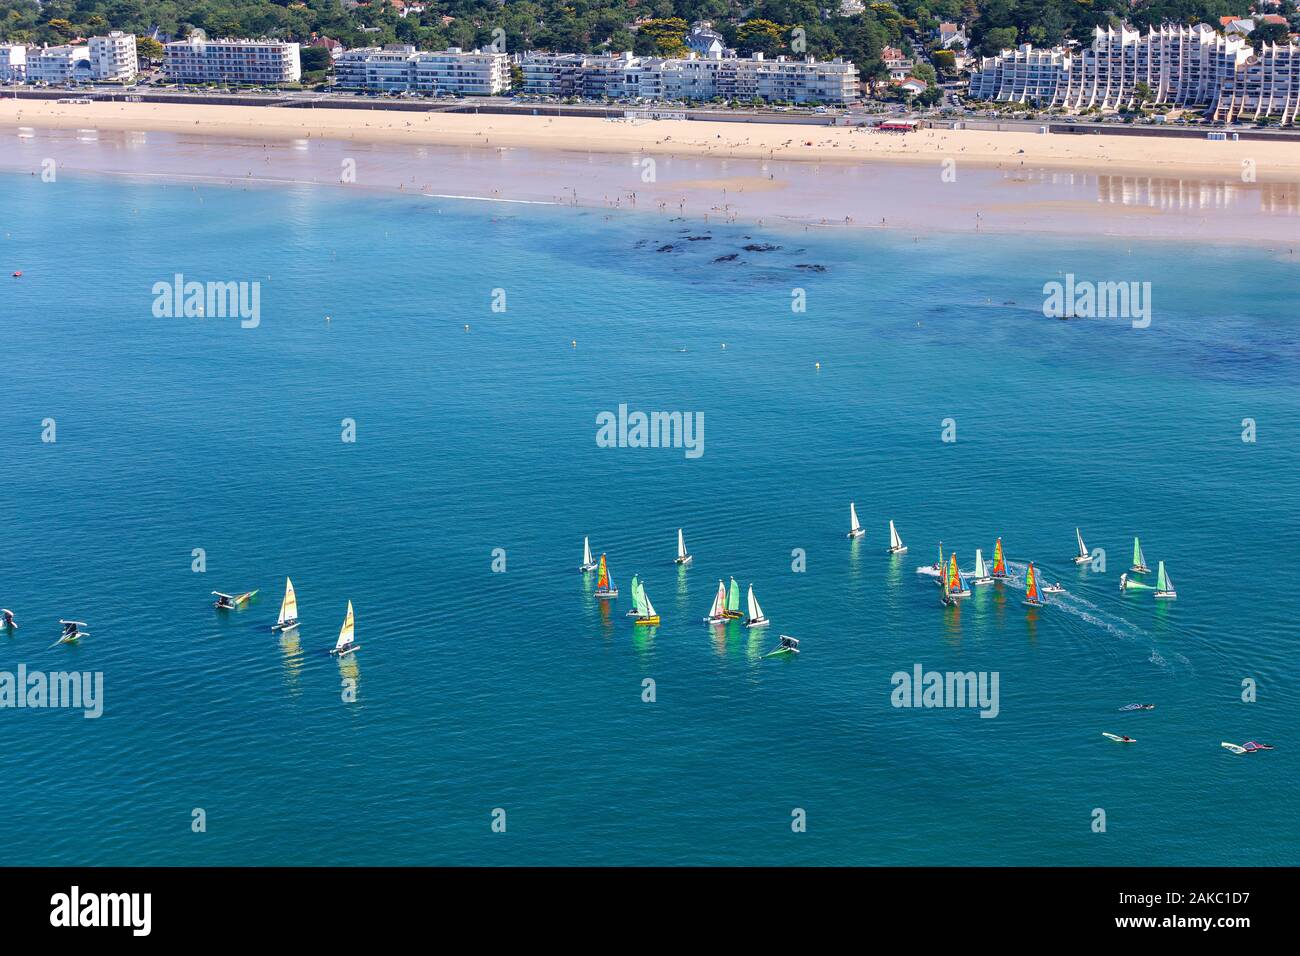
[[162, 38, 302, 85], [334, 46, 859, 104], [970, 23, 1300, 124], [0, 32, 138, 83]]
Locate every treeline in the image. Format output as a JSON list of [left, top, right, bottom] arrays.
[[0, 0, 1286, 75]]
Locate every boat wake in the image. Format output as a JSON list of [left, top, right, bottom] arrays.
[[999, 561, 1191, 673]]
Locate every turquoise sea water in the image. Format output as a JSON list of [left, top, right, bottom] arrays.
[[0, 171, 1296, 865]]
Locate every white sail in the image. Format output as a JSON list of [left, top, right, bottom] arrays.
[[889, 520, 902, 550], [973, 549, 988, 578], [641, 586, 657, 618], [1076, 527, 1088, 558], [583, 536, 593, 566], [708, 580, 726, 617], [278, 577, 298, 625], [747, 585, 765, 621], [335, 601, 355, 650], [849, 502, 861, 533], [677, 528, 687, 560]]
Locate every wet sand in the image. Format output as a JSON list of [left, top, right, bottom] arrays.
[[2, 119, 1299, 248]]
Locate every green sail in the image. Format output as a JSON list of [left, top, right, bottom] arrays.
[[1156, 561, 1168, 591], [1133, 537, 1146, 569], [727, 578, 740, 612], [634, 578, 647, 612], [629, 575, 642, 613]]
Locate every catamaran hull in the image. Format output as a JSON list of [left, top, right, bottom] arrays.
[[595, 589, 619, 599], [745, 618, 770, 628], [703, 615, 727, 624], [1022, 601, 1044, 608], [1073, 556, 1091, 565], [847, 530, 865, 539], [723, 611, 744, 619], [971, 577, 993, 586], [1130, 566, 1151, 574], [331, 644, 360, 657], [634, 616, 660, 626], [579, 564, 598, 572], [887, 545, 907, 553], [949, 589, 971, 599], [1154, 592, 1176, 600], [273, 621, 299, 633], [675, 555, 692, 565]]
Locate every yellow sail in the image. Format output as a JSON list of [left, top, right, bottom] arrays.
[[278, 578, 298, 625], [337, 601, 355, 648]]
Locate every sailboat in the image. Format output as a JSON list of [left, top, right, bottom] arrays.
[[887, 519, 906, 554], [1022, 562, 1045, 608], [723, 577, 745, 619], [213, 589, 258, 610], [939, 547, 956, 607], [675, 528, 692, 565], [1119, 572, 1153, 592], [970, 548, 993, 585], [1153, 560, 1177, 600], [763, 635, 800, 657], [625, 574, 642, 616], [594, 553, 619, 598], [703, 579, 728, 624], [330, 601, 359, 656], [272, 577, 299, 633], [990, 538, 1008, 579], [52, 619, 88, 646], [1130, 537, 1151, 574], [634, 579, 660, 626], [579, 536, 598, 572], [847, 502, 865, 539], [1073, 528, 1091, 565], [744, 584, 769, 628], [946, 553, 971, 599]]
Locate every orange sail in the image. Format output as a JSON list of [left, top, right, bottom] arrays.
[[596, 554, 608, 590], [947, 553, 961, 589], [1025, 562, 1040, 602], [992, 538, 1006, 576]]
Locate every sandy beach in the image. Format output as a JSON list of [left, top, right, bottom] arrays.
[[5, 99, 1300, 181]]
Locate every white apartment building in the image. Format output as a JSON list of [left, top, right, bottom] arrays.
[[0, 44, 25, 82], [25, 45, 91, 84], [970, 22, 1299, 123], [334, 46, 509, 94], [522, 50, 859, 105], [89, 31, 139, 82], [164, 37, 302, 85]]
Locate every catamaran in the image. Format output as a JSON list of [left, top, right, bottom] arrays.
[[594, 554, 619, 599], [1, 608, 16, 630], [946, 553, 971, 599], [847, 502, 865, 539], [330, 601, 359, 657], [675, 528, 692, 565], [579, 536, 598, 573], [1119, 572, 1153, 592], [703, 580, 728, 624], [724, 577, 745, 619], [1073, 528, 1091, 565], [939, 548, 956, 607], [970, 548, 993, 585], [213, 589, 258, 610], [1130, 537, 1151, 574], [990, 538, 1008, 580], [53, 619, 88, 646], [1022, 562, 1045, 608], [887, 519, 906, 554], [763, 635, 800, 657], [1153, 561, 1177, 600], [745, 585, 770, 628], [272, 577, 299, 633], [634, 579, 660, 626]]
